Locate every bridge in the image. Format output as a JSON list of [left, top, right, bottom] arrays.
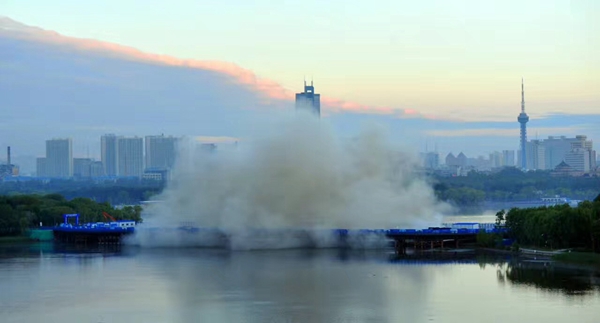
[[384, 223, 506, 253]]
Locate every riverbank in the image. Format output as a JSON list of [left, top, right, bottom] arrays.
[[481, 245, 600, 272], [0, 236, 32, 244], [553, 252, 600, 270]]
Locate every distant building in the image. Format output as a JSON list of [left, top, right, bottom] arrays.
[[117, 137, 144, 177], [502, 150, 515, 167], [551, 161, 581, 177], [36, 157, 47, 177], [489, 151, 503, 168], [564, 148, 591, 172], [526, 140, 545, 170], [90, 161, 105, 178], [73, 158, 93, 178], [423, 152, 440, 169], [145, 135, 179, 170], [295, 81, 320, 117], [101, 134, 119, 176], [517, 135, 595, 171], [142, 168, 169, 182], [445, 153, 456, 166], [0, 164, 18, 177], [456, 152, 468, 167], [45, 138, 73, 178], [0, 146, 19, 178], [445, 152, 468, 167], [543, 135, 593, 170]]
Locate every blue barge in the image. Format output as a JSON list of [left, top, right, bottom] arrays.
[[53, 214, 136, 244]]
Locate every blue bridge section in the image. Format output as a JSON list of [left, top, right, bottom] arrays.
[[52, 213, 137, 244]]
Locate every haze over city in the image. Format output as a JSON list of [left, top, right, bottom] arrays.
[[1, 0, 599, 173]]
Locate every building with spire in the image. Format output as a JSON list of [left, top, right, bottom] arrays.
[[517, 78, 529, 169], [517, 78, 529, 170], [295, 80, 321, 117]]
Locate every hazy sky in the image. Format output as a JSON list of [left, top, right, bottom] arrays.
[[4, 0, 599, 121], [1, 2, 599, 173]]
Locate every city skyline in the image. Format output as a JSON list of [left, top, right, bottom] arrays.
[[1, 10, 599, 166], [3, 130, 595, 176]]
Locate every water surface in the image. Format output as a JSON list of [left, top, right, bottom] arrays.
[[1, 243, 599, 323]]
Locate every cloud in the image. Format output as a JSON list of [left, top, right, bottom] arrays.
[[0, 16, 436, 119], [194, 136, 240, 144], [425, 126, 586, 137]]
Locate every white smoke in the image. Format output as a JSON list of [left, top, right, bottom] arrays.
[[129, 112, 448, 249]]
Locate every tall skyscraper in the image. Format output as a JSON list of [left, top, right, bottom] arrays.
[[517, 78, 529, 169], [542, 135, 594, 170], [45, 138, 73, 177], [526, 140, 545, 170], [295, 80, 321, 117], [145, 135, 179, 170], [117, 137, 144, 177], [101, 134, 118, 176]]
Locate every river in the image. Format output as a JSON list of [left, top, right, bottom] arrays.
[[1, 243, 599, 323]]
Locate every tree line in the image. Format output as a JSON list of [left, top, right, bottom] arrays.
[[0, 179, 162, 205], [0, 194, 143, 236], [432, 167, 600, 208], [502, 194, 600, 252]]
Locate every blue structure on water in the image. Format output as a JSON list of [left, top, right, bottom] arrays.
[[53, 213, 136, 244]]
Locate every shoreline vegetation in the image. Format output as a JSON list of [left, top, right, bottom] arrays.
[[1, 168, 598, 214], [552, 252, 600, 269], [0, 236, 32, 243], [0, 194, 142, 237]]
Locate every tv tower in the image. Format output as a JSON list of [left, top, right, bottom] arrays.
[[517, 78, 529, 169]]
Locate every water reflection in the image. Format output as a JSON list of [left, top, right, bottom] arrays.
[[499, 262, 600, 295], [1, 244, 600, 323], [147, 249, 432, 323]]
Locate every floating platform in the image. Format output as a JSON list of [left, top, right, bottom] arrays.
[[53, 214, 136, 244]]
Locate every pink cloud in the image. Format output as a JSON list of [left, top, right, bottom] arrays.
[[2, 17, 435, 119]]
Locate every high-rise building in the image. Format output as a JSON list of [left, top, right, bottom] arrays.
[[145, 135, 179, 170], [73, 158, 93, 178], [36, 157, 47, 177], [295, 80, 320, 117], [45, 138, 73, 178], [90, 161, 105, 178], [564, 148, 591, 172], [489, 151, 503, 168], [117, 137, 144, 177], [101, 134, 119, 176], [526, 140, 545, 170], [502, 150, 515, 167], [517, 78, 529, 169], [542, 135, 590, 169], [423, 152, 440, 169]]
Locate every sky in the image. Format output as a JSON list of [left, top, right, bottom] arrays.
[[1, 1, 599, 172], [4, 0, 599, 119]]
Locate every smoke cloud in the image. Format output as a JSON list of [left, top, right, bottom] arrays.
[[129, 112, 448, 249]]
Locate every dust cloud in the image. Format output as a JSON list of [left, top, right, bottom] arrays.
[[129, 112, 448, 249]]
